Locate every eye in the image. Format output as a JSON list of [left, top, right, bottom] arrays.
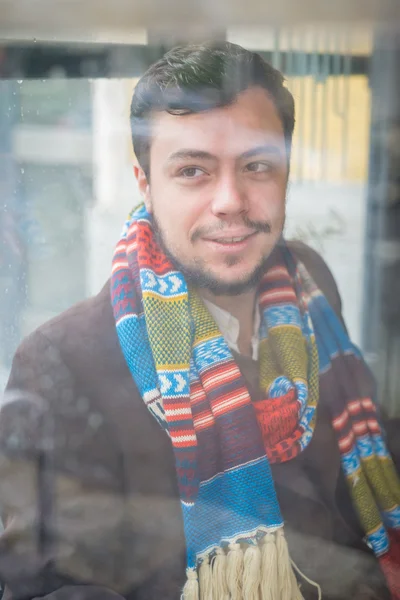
[[179, 167, 206, 179], [245, 161, 272, 173]]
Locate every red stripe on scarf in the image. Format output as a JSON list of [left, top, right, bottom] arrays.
[[253, 388, 302, 458], [380, 530, 400, 600]]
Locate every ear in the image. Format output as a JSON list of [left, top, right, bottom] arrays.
[[133, 163, 152, 213]]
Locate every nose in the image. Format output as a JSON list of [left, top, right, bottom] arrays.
[[210, 172, 248, 219]]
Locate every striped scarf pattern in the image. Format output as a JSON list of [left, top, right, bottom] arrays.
[[111, 204, 400, 599]]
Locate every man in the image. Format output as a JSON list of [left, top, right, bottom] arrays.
[[1, 42, 400, 600]]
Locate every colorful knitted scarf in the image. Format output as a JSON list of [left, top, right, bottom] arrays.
[[111, 204, 400, 600]]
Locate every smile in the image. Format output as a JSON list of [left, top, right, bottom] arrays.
[[202, 231, 258, 252], [213, 235, 250, 244]]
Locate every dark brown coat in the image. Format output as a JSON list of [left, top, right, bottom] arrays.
[[0, 242, 396, 600]]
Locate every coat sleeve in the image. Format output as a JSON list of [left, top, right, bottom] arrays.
[[0, 330, 128, 599]]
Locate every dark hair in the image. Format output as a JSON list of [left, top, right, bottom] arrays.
[[130, 41, 295, 176]]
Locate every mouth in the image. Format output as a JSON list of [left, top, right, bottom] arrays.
[[202, 231, 258, 252]]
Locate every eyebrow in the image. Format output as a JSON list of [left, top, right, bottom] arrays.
[[167, 144, 283, 165], [240, 144, 283, 160], [167, 149, 217, 164]]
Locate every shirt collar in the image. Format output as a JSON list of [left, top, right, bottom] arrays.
[[202, 298, 260, 361]]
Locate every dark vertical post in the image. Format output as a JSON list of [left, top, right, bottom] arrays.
[[362, 29, 400, 413]]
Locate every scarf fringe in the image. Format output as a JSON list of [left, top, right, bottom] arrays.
[[199, 555, 213, 600], [243, 544, 261, 599], [183, 568, 200, 600], [276, 529, 303, 600], [260, 532, 278, 600], [212, 547, 229, 600], [227, 543, 244, 600], [183, 530, 306, 600]]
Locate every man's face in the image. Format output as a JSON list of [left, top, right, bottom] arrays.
[[136, 86, 288, 295]]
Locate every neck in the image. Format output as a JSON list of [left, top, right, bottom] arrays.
[[200, 288, 257, 357]]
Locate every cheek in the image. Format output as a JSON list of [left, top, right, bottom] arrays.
[[161, 193, 208, 240], [153, 197, 202, 245], [252, 183, 286, 222]]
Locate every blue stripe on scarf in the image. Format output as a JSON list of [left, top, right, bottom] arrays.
[[192, 335, 232, 373], [140, 268, 187, 298], [308, 294, 355, 371], [116, 314, 159, 401], [367, 525, 390, 556], [182, 455, 283, 568], [264, 304, 302, 329], [157, 368, 190, 397], [383, 506, 400, 529]]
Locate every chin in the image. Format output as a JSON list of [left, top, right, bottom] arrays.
[[193, 269, 263, 296], [211, 262, 260, 281]]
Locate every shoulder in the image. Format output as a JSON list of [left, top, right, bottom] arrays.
[[34, 279, 117, 364], [286, 240, 344, 326], [6, 280, 126, 395]]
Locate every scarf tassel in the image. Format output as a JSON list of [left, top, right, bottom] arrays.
[[212, 547, 229, 600], [183, 568, 200, 600], [227, 542, 244, 600], [183, 530, 306, 600], [199, 555, 212, 600], [260, 532, 279, 600], [243, 543, 262, 599], [276, 529, 304, 600]]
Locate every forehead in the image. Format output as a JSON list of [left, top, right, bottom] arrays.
[[150, 87, 285, 160]]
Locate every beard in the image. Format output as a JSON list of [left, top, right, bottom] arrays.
[[152, 213, 281, 296]]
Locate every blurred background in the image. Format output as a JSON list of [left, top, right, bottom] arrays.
[[0, 1, 399, 412]]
